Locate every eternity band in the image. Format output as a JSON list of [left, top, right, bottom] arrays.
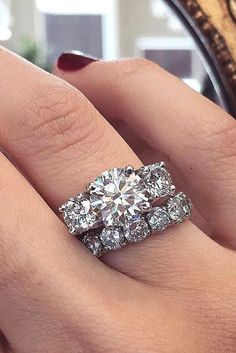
[[59, 163, 191, 256], [81, 192, 191, 256]]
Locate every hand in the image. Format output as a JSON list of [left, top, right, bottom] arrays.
[[0, 48, 235, 353]]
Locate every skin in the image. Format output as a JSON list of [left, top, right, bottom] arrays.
[[0, 47, 235, 353]]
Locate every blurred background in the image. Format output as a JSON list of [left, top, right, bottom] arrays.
[[0, 0, 222, 105]]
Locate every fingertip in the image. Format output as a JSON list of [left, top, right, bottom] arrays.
[[55, 51, 99, 73]]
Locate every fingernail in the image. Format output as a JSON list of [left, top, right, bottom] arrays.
[[57, 51, 99, 71]]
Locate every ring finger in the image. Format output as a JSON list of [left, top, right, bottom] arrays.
[[54, 55, 236, 249]]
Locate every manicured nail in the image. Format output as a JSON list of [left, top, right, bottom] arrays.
[[57, 51, 98, 71]]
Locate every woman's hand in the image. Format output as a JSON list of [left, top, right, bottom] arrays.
[[0, 47, 235, 353]]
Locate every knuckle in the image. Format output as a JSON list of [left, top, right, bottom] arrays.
[[15, 82, 103, 157], [192, 114, 236, 186], [111, 57, 159, 83], [210, 120, 236, 161], [189, 110, 236, 163]]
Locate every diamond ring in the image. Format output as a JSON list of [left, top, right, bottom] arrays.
[[59, 163, 191, 256]]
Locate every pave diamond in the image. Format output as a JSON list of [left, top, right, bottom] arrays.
[[167, 192, 191, 223], [100, 228, 126, 250], [146, 207, 170, 231], [82, 233, 104, 257], [89, 167, 148, 226], [124, 217, 150, 242], [59, 194, 99, 235], [137, 162, 174, 200]]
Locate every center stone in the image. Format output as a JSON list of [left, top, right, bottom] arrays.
[[89, 168, 148, 226]]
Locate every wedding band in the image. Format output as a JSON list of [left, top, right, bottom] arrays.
[[80, 192, 191, 256], [59, 163, 191, 256]]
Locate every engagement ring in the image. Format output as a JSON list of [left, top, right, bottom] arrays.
[[59, 163, 191, 256]]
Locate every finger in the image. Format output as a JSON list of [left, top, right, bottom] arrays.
[[0, 48, 139, 208], [0, 152, 121, 353], [0, 48, 210, 280], [54, 56, 236, 248]]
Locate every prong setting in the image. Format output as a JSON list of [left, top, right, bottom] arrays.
[[170, 184, 176, 195], [124, 165, 135, 176], [140, 201, 152, 212], [159, 161, 166, 168]]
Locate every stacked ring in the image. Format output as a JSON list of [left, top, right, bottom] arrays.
[[59, 163, 191, 256]]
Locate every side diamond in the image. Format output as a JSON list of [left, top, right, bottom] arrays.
[[59, 194, 99, 235], [82, 233, 104, 257], [100, 228, 126, 250], [124, 217, 150, 242], [167, 192, 191, 223], [146, 207, 170, 231], [137, 162, 175, 200]]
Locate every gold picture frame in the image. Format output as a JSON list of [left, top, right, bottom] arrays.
[[169, 0, 236, 117]]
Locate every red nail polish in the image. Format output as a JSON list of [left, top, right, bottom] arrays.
[[57, 51, 98, 71]]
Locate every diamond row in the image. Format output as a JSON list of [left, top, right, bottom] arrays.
[[81, 192, 191, 257]]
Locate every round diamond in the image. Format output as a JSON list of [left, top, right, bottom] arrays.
[[167, 192, 191, 223], [89, 167, 148, 226], [59, 194, 99, 235], [146, 207, 170, 231], [82, 233, 104, 257], [124, 217, 150, 242], [100, 228, 126, 250], [138, 162, 174, 199]]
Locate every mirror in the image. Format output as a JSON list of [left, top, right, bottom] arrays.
[[2, 0, 235, 114]]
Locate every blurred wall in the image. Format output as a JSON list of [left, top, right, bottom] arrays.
[[0, 0, 204, 85], [0, 0, 44, 52], [118, 0, 184, 57]]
